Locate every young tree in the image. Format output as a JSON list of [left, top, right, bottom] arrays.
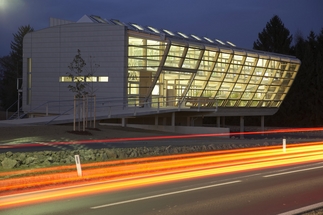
[[66, 49, 88, 98], [67, 49, 100, 131], [253, 15, 293, 55]]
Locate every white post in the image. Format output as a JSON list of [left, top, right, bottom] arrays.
[[283, 138, 286, 153], [73, 96, 76, 131], [75, 155, 82, 177], [93, 95, 96, 128]]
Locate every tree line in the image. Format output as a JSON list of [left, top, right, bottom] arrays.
[[0, 16, 322, 127], [254, 15, 323, 127]]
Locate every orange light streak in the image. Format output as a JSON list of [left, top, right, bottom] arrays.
[[1, 146, 323, 209], [0, 141, 322, 209]]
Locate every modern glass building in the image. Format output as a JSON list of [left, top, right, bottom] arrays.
[[22, 15, 300, 129]]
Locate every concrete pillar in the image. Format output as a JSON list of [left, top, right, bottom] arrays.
[[216, 116, 221, 127], [171, 112, 175, 127], [261, 115, 265, 136], [240, 116, 244, 139], [155, 115, 159, 126], [122, 118, 127, 127]]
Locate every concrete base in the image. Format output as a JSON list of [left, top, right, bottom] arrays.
[[100, 123, 230, 137]]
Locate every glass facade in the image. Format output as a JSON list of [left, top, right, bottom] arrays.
[[128, 35, 300, 109]]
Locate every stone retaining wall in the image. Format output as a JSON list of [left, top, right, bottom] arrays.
[[0, 142, 271, 170]]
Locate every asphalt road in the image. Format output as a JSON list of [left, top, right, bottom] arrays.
[[2, 160, 323, 215]]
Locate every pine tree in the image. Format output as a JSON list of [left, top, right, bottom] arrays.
[[253, 15, 293, 55]]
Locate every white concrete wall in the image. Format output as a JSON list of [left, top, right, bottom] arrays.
[[23, 23, 127, 114]]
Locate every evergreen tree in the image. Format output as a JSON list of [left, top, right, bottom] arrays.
[[253, 15, 293, 55], [0, 25, 33, 109]]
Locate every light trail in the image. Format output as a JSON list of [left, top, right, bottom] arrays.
[[1, 141, 323, 191], [1, 126, 323, 149], [0, 141, 323, 209]]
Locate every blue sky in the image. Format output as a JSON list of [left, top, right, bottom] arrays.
[[0, 0, 322, 57]]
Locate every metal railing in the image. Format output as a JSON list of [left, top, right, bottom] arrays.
[[7, 96, 218, 124]]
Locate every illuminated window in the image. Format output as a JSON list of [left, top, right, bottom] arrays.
[[86, 76, 98, 82], [98, 77, 109, 82], [60, 76, 72, 82]]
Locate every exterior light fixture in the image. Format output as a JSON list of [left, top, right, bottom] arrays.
[[147, 26, 160, 33], [191, 34, 201, 40], [203, 37, 214, 43], [178, 32, 189, 38], [131, 23, 144, 31], [215, 39, 225, 45], [227, 41, 236, 47]]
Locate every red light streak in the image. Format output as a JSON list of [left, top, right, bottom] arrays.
[[1, 126, 323, 149]]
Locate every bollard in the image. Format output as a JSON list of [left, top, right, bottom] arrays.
[[283, 138, 286, 153], [75, 155, 82, 177]]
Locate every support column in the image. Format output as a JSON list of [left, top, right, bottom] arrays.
[[187, 117, 190, 126], [222, 116, 226, 127], [121, 118, 127, 127], [216, 116, 221, 127], [155, 115, 159, 126], [171, 112, 175, 132], [240, 116, 244, 139], [261, 115, 265, 136]]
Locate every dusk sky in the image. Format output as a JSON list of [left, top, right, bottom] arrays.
[[0, 0, 322, 57]]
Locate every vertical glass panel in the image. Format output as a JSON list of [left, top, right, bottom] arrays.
[[268, 60, 279, 68], [241, 65, 253, 75], [241, 92, 254, 99], [182, 59, 199, 69], [214, 62, 228, 72], [186, 47, 202, 59], [233, 84, 246, 91], [164, 56, 181, 67], [225, 100, 237, 107], [210, 71, 225, 81], [237, 74, 250, 83], [246, 84, 258, 92], [232, 55, 243, 64], [250, 101, 259, 107], [228, 64, 241, 73], [218, 53, 230, 62], [238, 100, 249, 107], [256, 59, 267, 67], [229, 92, 241, 99], [254, 92, 265, 100], [169, 45, 185, 57], [245, 57, 256, 64], [129, 37, 144, 45]]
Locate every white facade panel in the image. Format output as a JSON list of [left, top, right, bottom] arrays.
[[23, 23, 127, 114]]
